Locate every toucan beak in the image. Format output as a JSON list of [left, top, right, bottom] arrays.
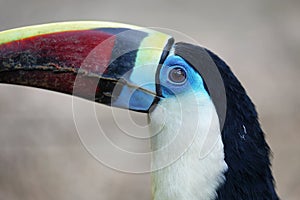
[[0, 21, 174, 112]]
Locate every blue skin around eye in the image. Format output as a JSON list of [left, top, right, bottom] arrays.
[[159, 55, 209, 98]]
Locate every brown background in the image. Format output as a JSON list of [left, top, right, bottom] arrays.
[[0, 0, 299, 199]]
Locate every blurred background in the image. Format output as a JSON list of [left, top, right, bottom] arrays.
[[0, 0, 299, 199]]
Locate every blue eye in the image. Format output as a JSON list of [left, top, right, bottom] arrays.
[[167, 66, 187, 85]]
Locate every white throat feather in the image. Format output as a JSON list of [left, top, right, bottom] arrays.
[[149, 92, 228, 200]]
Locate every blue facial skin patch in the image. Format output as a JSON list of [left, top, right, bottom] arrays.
[[158, 55, 209, 98], [111, 55, 210, 112]]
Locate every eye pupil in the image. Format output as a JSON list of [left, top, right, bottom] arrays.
[[168, 67, 186, 84]]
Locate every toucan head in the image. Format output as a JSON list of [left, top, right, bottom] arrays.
[[0, 21, 279, 200], [0, 22, 225, 115]]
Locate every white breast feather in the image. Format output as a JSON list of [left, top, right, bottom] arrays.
[[149, 92, 228, 200]]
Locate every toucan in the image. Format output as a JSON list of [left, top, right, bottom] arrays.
[[0, 21, 279, 200]]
